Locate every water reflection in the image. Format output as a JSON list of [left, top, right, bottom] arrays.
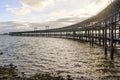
[[0, 35, 120, 80], [89, 47, 120, 80]]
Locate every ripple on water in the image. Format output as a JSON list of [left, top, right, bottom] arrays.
[[0, 36, 120, 79]]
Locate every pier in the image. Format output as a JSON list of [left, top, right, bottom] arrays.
[[9, 0, 120, 60]]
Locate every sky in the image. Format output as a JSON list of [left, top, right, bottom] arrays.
[[0, 0, 112, 33]]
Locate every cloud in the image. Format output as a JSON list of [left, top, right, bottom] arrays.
[[39, 19, 73, 29], [86, 0, 110, 15], [51, 0, 110, 21], [57, 17, 85, 23], [6, 7, 30, 15], [21, 0, 54, 11], [50, 8, 92, 24], [1, 0, 111, 33], [59, 0, 68, 2], [0, 17, 79, 33], [51, 9, 68, 18], [0, 21, 33, 33], [6, 0, 54, 15], [50, 9, 91, 21]]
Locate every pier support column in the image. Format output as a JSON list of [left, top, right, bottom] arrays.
[[91, 28, 94, 47], [73, 31, 76, 39], [87, 30, 89, 42], [98, 28, 101, 45], [110, 18, 114, 60], [103, 26, 105, 47], [104, 23, 107, 57], [90, 30, 92, 47], [60, 32, 62, 38], [118, 25, 120, 44]]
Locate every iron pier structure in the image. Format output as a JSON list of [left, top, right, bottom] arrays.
[[9, 0, 120, 60]]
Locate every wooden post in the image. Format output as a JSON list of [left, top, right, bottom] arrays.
[[103, 23, 105, 47], [73, 31, 76, 39], [91, 27, 94, 47], [99, 27, 101, 45], [104, 21, 107, 57], [90, 30, 91, 46], [109, 23, 111, 46], [85, 30, 87, 41], [59, 32, 61, 38], [87, 30, 89, 41], [119, 25, 120, 42], [110, 17, 114, 60]]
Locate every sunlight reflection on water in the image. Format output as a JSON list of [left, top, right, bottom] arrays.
[[0, 35, 120, 80]]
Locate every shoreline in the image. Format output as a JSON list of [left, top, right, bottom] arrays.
[[0, 64, 71, 80]]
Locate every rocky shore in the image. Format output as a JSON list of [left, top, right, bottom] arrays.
[[0, 64, 73, 80]]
